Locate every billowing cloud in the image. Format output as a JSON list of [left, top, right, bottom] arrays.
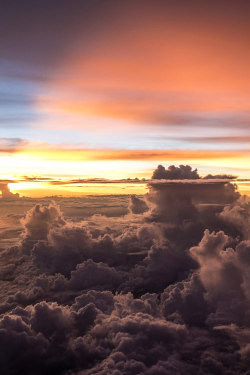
[[152, 164, 200, 180], [0, 165, 250, 373], [0, 182, 19, 199], [128, 195, 149, 214]]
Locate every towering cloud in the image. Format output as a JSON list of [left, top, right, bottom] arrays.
[[128, 194, 149, 214], [0, 183, 19, 199], [152, 164, 200, 180]]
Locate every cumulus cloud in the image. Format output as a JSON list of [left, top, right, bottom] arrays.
[[152, 164, 200, 180], [0, 166, 250, 373], [0, 183, 19, 199], [190, 230, 250, 327], [69, 259, 126, 291], [21, 203, 65, 242], [128, 194, 148, 214]]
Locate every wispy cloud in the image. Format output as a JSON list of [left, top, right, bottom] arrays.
[[176, 136, 250, 144], [13, 143, 250, 161], [0, 138, 27, 153]]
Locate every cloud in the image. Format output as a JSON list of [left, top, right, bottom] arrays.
[[152, 164, 200, 180], [20, 203, 65, 250], [203, 173, 237, 179], [1, 165, 250, 373], [189, 229, 250, 327], [69, 259, 126, 291], [0, 183, 19, 199], [0, 138, 27, 153], [15, 144, 250, 161], [180, 136, 250, 144], [50, 177, 146, 185], [128, 195, 149, 214]]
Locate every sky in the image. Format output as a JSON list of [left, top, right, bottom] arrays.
[[2, 3, 250, 372], [1, 0, 250, 195]]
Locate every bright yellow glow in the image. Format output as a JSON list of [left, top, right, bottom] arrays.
[[6, 180, 250, 198], [1, 144, 250, 197], [9, 181, 147, 197], [2, 148, 250, 183], [9, 182, 44, 191], [236, 181, 250, 196], [2, 3, 250, 195]]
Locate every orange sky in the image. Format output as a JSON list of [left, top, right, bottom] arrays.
[[1, 0, 250, 195]]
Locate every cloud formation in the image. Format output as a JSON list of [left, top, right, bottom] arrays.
[[0, 183, 19, 199], [152, 164, 200, 180], [0, 165, 250, 374]]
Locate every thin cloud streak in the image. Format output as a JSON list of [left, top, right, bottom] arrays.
[[14, 146, 250, 161], [0, 138, 28, 153], [175, 136, 250, 144]]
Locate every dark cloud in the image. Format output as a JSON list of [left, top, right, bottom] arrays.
[[50, 178, 146, 185], [128, 195, 149, 214], [21, 204, 65, 249], [203, 173, 237, 180], [152, 164, 200, 180], [69, 259, 126, 291], [0, 166, 250, 373]]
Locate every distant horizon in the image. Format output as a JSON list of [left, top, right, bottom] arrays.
[[1, 166, 249, 197]]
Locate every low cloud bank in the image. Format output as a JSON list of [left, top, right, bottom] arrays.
[[0, 183, 19, 199], [0, 165, 250, 374]]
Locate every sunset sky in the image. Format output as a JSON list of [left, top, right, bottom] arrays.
[[1, 0, 250, 195], [2, 3, 250, 373]]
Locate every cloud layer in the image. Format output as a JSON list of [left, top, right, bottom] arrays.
[[0, 165, 250, 374]]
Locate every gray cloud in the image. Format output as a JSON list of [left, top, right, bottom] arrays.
[[128, 195, 149, 214], [152, 164, 200, 180], [0, 138, 26, 153], [0, 165, 250, 374]]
